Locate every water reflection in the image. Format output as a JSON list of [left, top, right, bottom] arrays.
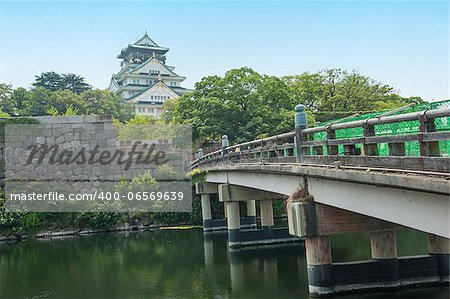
[[0, 228, 447, 299]]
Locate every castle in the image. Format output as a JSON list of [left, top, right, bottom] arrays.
[[109, 32, 192, 116]]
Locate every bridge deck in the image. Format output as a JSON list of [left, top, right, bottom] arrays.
[[203, 162, 450, 238], [204, 162, 449, 195]]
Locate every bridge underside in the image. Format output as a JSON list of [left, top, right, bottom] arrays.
[[202, 163, 449, 296], [204, 164, 449, 238]]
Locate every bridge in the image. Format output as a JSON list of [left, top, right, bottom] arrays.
[[191, 102, 450, 297]]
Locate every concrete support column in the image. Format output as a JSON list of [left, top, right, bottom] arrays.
[[428, 234, 450, 281], [305, 236, 333, 296], [224, 202, 228, 218], [260, 200, 274, 237], [201, 194, 212, 230], [370, 230, 399, 286], [226, 201, 241, 244], [246, 200, 257, 228]]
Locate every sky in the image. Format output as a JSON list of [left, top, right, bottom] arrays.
[[0, 0, 448, 101]]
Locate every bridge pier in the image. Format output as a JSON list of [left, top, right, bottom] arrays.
[[305, 236, 333, 296], [201, 193, 212, 226], [218, 184, 301, 249], [260, 200, 274, 238], [288, 199, 450, 297], [428, 234, 450, 283], [196, 182, 257, 232], [226, 201, 241, 245], [196, 182, 226, 232], [247, 200, 257, 229], [369, 230, 400, 288]]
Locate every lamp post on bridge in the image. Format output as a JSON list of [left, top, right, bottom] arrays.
[[295, 104, 308, 163]]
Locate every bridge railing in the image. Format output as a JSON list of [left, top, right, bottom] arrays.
[[191, 105, 450, 173]]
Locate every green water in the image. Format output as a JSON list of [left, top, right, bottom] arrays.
[[0, 228, 448, 299]]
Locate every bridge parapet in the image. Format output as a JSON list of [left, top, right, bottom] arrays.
[[192, 106, 450, 173]]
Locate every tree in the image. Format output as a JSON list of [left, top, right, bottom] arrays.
[[48, 90, 84, 113], [11, 87, 30, 114], [0, 83, 15, 115], [168, 67, 296, 145], [168, 67, 415, 145], [32, 71, 64, 91], [32, 72, 92, 94], [43, 89, 84, 116], [61, 73, 92, 94], [283, 69, 413, 122], [79, 89, 134, 121], [283, 73, 325, 112], [2, 84, 134, 119], [19, 87, 53, 116]]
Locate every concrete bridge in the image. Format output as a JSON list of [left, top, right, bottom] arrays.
[[192, 105, 450, 297]]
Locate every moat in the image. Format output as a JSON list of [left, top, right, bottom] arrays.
[[0, 228, 448, 299]]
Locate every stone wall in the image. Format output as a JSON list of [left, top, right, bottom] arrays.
[[4, 115, 186, 183]]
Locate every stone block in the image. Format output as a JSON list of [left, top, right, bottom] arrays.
[[36, 136, 45, 144], [56, 135, 65, 144]]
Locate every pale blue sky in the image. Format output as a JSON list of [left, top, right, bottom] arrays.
[[0, 1, 448, 101]]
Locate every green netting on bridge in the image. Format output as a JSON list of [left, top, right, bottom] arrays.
[[310, 99, 450, 157]]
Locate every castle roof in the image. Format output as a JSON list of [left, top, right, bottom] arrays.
[[135, 31, 159, 47], [130, 55, 181, 78], [127, 80, 193, 103], [118, 32, 169, 59]]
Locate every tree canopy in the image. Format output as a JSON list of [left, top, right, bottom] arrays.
[[165, 67, 420, 145], [0, 84, 134, 121], [283, 69, 421, 121], [33, 72, 92, 94]]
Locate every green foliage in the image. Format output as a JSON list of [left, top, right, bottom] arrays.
[[46, 106, 59, 116], [0, 109, 10, 118], [33, 71, 92, 94], [61, 73, 92, 94], [167, 67, 297, 145], [75, 212, 121, 230], [14, 87, 53, 116], [3, 85, 134, 121], [33, 71, 65, 91], [114, 171, 159, 193], [0, 117, 39, 125], [0, 83, 15, 115], [80, 89, 134, 121], [1, 71, 133, 120], [283, 69, 416, 123], [126, 115, 158, 125], [167, 67, 418, 145]]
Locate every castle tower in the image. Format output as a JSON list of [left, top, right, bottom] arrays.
[[109, 32, 192, 116]]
